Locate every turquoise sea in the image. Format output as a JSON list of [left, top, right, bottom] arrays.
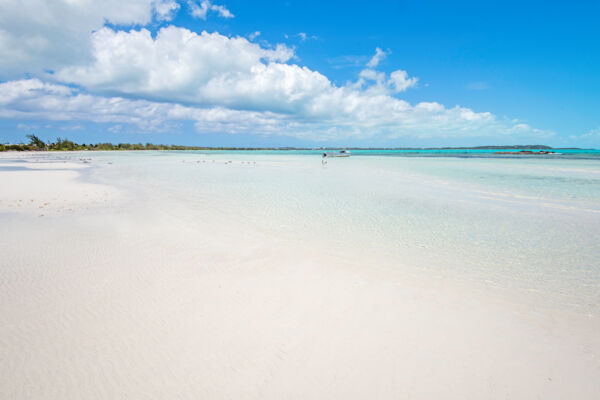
[[12, 149, 600, 314], [155, 148, 600, 158]]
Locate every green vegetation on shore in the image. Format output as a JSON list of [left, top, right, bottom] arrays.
[[1, 134, 228, 152]]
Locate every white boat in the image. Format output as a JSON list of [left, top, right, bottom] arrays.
[[322, 150, 351, 158]]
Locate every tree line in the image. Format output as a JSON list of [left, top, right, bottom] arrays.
[[0, 134, 227, 152]]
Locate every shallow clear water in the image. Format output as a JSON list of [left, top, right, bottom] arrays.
[[17, 150, 600, 314]]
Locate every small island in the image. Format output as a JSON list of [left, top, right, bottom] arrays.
[[493, 150, 557, 155]]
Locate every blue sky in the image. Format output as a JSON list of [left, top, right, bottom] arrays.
[[1, 0, 598, 147]]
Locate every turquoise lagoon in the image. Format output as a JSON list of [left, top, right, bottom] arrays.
[[50, 149, 600, 314]]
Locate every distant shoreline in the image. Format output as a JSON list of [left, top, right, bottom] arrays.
[[0, 140, 593, 152]]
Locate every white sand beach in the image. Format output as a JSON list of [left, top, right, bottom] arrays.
[[0, 159, 117, 216], [1, 152, 599, 399]]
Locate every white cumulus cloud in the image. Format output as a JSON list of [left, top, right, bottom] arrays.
[[389, 70, 418, 92], [56, 27, 308, 111], [56, 29, 425, 116], [354, 49, 417, 94], [0, 78, 551, 142], [188, 0, 233, 19], [366, 47, 388, 68], [0, 1, 552, 143], [0, 0, 180, 77]]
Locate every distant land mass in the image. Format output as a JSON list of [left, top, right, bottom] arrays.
[[439, 145, 553, 150], [0, 136, 582, 152], [340, 145, 555, 150]]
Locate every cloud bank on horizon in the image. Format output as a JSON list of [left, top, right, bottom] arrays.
[[0, 0, 565, 144]]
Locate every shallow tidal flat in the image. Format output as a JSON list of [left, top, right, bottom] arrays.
[[1, 151, 599, 399]]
